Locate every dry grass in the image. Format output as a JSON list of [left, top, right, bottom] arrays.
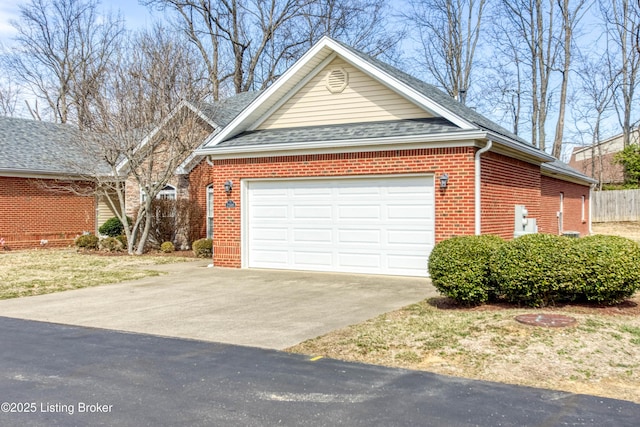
[[287, 297, 640, 404], [592, 221, 640, 242], [0, 248, 192, 299], [288, 222, 640, 404]]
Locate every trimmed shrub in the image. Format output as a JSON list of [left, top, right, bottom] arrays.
[[489, 234, 578, 307], [160, 241, 175, 253], [573, 235, 640, 304], [428, 235, 504, 305], [99, 217, 130, 237], [74, 234, 99, 250], [99, 237, 124, 252], [192, 238, 212, 258], [116, 234, 127, 249]]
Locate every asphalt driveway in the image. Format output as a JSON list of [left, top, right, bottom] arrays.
[[0, 262, 435, 349], [2, 317, 638, 427]]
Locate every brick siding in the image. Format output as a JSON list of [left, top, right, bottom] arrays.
[[540, 175, 590, 236], [480, 152, 542, 238], [190, 147, 477, 267], [0, 177, 95, 250]]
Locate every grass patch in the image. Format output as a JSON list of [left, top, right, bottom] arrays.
[[287, 296, 640, 404], [0, 249, 193, 299]]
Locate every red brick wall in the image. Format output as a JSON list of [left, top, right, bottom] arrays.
[[190, 147, 477, 267], [540, 176, 590, 236], [569, 151, 623, 185], [0, 177, 96, 249], [480, 152, 542, 239]]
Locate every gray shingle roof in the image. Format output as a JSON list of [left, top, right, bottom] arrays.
[[198, 91, 262, 127], [0, 116, 106, 176], [218, 118, 461, 147], [542, 159, 598, 184], [332, 39, 528, 145]]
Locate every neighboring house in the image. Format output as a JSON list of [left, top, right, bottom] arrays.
[[569, 129, 640, 185], [187, 37, 596, 277], [0, 116, 97, 249]]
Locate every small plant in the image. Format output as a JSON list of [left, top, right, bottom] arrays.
[[99, 236, 124, 252], [74, 234, 99, 250], [160, 241, 175, 253], [116, 234, 127, 248], [192, 238, 213, 258], [99, 216, 131, 237]]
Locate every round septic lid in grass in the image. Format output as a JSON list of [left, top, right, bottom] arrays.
[[515, 313, 577, 327]]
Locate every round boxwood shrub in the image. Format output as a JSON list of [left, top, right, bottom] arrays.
[[572, 235, 640, 304], [98, 216, 131, 237], [99, 236, 124, 252], [428, 235, 504, 305], [74, 234, 99, 250], [489, 233, 578, 307], [192, 238, 213, 258], [160, 241, 175, 253]]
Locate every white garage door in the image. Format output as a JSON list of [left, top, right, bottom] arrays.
[[246, 176, 434, 277]]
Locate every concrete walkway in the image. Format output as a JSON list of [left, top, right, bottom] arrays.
[[0, 262, 435, 349]]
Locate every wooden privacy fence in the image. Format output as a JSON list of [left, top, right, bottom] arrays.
[[592, 189, 640, 222]]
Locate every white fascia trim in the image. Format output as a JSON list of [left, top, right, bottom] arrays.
[[0, 169, 85, 180], [203, 40, 336, 149], [327, 43, 475, 130], [116, 100, 219, 173], [197, 131, 485, 160], [540, 166, 598, 185], [249, 53, 339, 131], [487, 131, 556, 163]]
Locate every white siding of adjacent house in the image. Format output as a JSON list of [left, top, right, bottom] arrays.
[[257, 57, 431, 130]]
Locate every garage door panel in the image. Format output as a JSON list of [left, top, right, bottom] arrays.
[[338, 252, 382, 268], [252, 227, 288, 242], [387, 229, 432, 245], [293, 205, 332, 219], [387, 205, 431, 219], [247, 176, 434, 277], [338, 205, 381, 219], [338, 229, 381, 244], [293, 251, 333, 267], [387, 254, 427, 270], [292, 228, 332, 243], [250, 249, 289, 265], [252, 205, 288, 219]]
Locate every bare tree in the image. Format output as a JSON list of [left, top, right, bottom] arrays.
[[601, 0, 640, 148], [3, 0, 123, 128], [145, 0, 313, 99], [56, 26, 211, 254], [571, 53, 617, 188], [144, 0, 402, 99], [403, 0, 487, 105], [498, 0, 562, 151], [551, 0, 589, 158], [300, 0, 404, 61], [0, 76, 21, 117]]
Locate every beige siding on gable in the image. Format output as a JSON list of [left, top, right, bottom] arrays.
[[258, 57, 431, 130]]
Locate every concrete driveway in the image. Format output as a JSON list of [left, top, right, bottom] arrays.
[[0, 262, 435, 349]]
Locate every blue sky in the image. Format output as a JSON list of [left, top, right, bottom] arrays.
[[0, 0, 154, 46]]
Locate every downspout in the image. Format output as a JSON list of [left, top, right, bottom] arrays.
[[589, 183, 595, 235], [206, 155, 214, 167], [475, 139, 493, 235]]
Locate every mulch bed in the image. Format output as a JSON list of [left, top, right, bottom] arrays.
[[428, 296, 640, 316]]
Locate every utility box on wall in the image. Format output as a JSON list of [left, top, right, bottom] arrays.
[[514, 204, 538, 238]]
